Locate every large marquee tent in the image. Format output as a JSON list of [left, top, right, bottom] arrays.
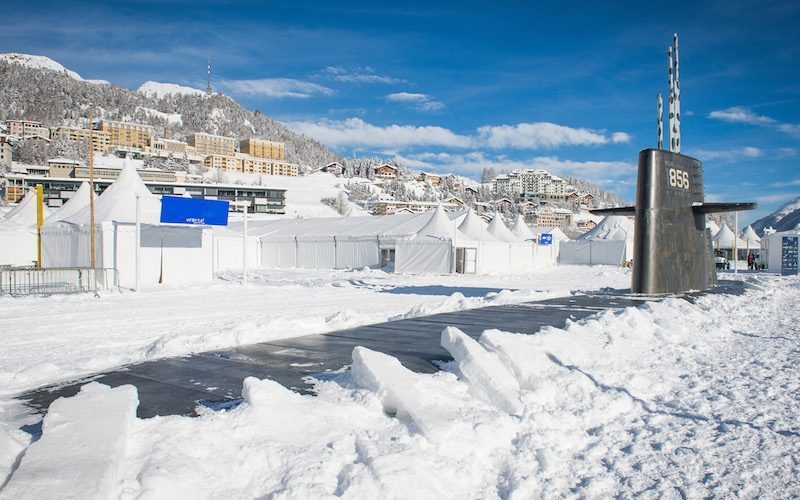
[[41, 161, 214, 288], [558, 216, 634, 266]]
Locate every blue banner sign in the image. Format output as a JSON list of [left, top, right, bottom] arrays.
[[539, 233, 553, 245], [160, 196, 230, 226], [782, 236, 798, 276]]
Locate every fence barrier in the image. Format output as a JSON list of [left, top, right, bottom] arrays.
[[0, 267, 118, 297]]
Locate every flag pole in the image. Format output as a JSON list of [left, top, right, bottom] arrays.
[[88, 104, 96, 269]]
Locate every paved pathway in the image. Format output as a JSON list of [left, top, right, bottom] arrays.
[[19, 281, 744, 419]]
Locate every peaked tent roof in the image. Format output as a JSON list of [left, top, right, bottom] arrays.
[[48, 181, 95, 224], [740, 225, 761, 243], [578, 216, 633, 241], [511, 214, 535, 241], [713, 224, 735, 247], [415, 204, 476, 244], [487, 215, 520, 243], [706, 219, 721, 237], [458, 208, 500, 242], [62, 158, 161, 225], [0, 190, 52, 229], [529, 226, 570, 240]]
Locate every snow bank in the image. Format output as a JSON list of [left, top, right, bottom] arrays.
[[1, 275, 798, 497], [2, 383, 138, 499], [441, 326, 522, 415]]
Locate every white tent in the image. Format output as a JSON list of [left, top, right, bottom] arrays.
[[559, 216, 633, 266], [739, 225, 762, 250], [511, 215, 535, 242], [0, 190, 54, 266], [529, 224, 569, 266], [395, 205, 478, 274], [211, 226, 261, 271], [42, 160, 214, 288], [458, 209, 510, 272], [488, 215, 534, 270], [48, 181, 95, 223], [706, 219, 721, 238]]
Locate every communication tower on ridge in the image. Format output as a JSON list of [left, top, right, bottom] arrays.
[[207, 57, 212, 95]]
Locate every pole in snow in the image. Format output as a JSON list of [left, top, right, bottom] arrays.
[[242, 204, 248, 286], [135, 193, 141, 291]]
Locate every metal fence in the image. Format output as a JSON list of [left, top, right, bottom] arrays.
[[0, 267, 118, 297]]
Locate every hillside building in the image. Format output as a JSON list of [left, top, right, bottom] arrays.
[[493, 169, 571, 200], [5, 120, 50, 140], [0, 135, 12, 170], [373, 164, 397, 179], [97, 120, 154, 152], [47, 157, 82, 177], [54, 126, 111, 152], [240, 138, 285, 161], [188, 132, 236, 156]]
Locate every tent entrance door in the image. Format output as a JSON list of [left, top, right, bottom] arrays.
[[455, 247, 477, 274], [380, 248, 395, 266]]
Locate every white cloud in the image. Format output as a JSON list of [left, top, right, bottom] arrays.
[[611, 132, 632, 143], [218, 78, 333, 98], [477, 122, 615, 149], [708, 107, 775, 125], [708, 106, 800, 139], [688, 147, 763, 162], [754, 192, 800, 204], [287, 118, 473, 149], [386, 92, 445, 111], [322, 66, 404, 84], [288, 117, 632, 153]]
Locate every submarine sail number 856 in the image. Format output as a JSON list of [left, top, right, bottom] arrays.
[[668, 168, 690, 190]]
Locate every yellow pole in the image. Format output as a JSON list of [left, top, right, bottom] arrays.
[[88, 104, 96, 269], [36, 185, 44, 268]]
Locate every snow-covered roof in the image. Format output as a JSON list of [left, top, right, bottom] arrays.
[[47, 157, 83, 165], [578, 216, 633, 241]]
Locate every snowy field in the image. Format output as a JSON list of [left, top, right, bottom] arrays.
[[1, 269, 799, 497]]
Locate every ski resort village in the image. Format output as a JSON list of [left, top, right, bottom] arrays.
[[0, 2, 799, 498]]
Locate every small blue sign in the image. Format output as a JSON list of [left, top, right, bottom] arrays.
[[782, 236, 798, 276], [539, 233, 553, 245], [160, 196, 230, 226]]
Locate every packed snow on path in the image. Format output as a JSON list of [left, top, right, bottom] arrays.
[[0, 265, 628, 398], [1, 274, 798, 498]]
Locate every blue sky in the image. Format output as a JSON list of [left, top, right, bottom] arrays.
[[2, 0, 799, 223]]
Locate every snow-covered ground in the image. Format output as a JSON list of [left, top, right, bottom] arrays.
[[2, 270, 799, 497]]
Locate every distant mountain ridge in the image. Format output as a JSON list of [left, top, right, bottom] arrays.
[[0, 54, 340, 168], [751, 196, 800, 235]]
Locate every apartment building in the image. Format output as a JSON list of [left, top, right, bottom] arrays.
[[54, 126, 111, 152], [0, 135, 12, 170], [240, 138, 285, 161], [154, 139, 190, 155], [240, 155, 272, 175], [530, 206, 575, 228], [493, 169, 570, 199], [188, 133, 236, 156], [47, 157, 82, 178], [5, 120, 50, 140], [97, 120, 154, 152], [271, 162, 298, 176], [204, 154, 243, 172]]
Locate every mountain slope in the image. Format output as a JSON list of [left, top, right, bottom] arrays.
[[0, 57, 340, 167], [751, 196, 800, 235]]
